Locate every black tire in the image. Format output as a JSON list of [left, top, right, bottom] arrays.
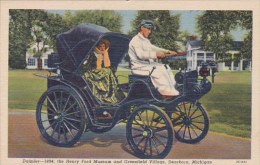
[[126, 105, 174, 159], [36, 85, 87, 147], [171, 101, 209, 144]]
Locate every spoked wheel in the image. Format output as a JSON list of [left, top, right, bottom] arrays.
[[126, 105, 174, 159], [36, 85, 87, 147], [171, 101, 209, 144]]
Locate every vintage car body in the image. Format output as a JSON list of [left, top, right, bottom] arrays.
[[36, 24, 212, 159]]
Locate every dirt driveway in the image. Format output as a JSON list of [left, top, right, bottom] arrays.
[[8, 112, 251, 159]]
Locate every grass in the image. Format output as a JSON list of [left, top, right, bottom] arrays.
[[8, 69, 251, 138], [200, 71, 251, 138], [8, 70, 48, 110]]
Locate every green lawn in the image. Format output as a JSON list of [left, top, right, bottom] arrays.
[[201, 71, 251, 138], [8, 69, 251, 138], [8, 70, 48, 110]]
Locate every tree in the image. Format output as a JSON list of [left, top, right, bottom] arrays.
[[31, 12, 69, 69], [197, 11, 252, 60], [197, 11, 235, 60], [9, 10, 50, 69], [63, 10, 123, 32], [9, 10, 123, 69], [169, 59, 187, 70], [9, 10, 34, 69], [129, 10, 180, 51], [241, 31, 252, 61], [235, 11, 252, 60], [44, 13, 68, 51], [178, 30, 192, 45], [26, 10, 49, 70]]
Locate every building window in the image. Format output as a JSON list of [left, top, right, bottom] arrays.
[[225, 61, 231, 67], [206, 53, 213, 57], [206, 53, 214, 61], [28, 58, 36, 66], [44, 59, 48, 66], [234, 61, 238, 67], [197, 53, 204, 60], [197, 53, 204, 57], [197, 60, 204, 66]]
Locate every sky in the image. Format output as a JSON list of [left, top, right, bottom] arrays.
[[115, 10, 199, 34], [48, 10, 246, 41], [115, 10, 246, 41]]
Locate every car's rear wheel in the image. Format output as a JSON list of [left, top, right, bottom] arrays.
[[36, 85, 87, 147]]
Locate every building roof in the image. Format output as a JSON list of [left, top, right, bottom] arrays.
[[188, 40, 202, 48], [188, 40, 243, 51]]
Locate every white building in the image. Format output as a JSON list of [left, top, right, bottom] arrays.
[[217, 41, 251, 71], [186, 40, 215, 71], [186, 40, 250, 71], [26, 44, 54, 70]]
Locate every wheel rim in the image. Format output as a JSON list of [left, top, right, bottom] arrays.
[[172, 101, 209, 143], [127, 107, 173, 158], [37, 88, 85, 146]]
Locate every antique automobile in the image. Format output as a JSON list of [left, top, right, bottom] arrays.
[[36, 24, 212, 159]]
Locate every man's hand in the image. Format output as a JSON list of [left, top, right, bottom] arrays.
[[165, 50, 177, 57], [156, 51, 178, 59], [156, 52, 166, 59], [168, 51, 178, 56]]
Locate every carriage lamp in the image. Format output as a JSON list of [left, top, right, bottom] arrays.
[[175, 72, 184, 84], [199, 66, 210, 78]]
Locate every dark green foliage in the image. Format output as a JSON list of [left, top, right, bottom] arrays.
[[241, 31, 252, 60], [197, 11, 252, 60], [178, 30, 193, 45], [9, 10, 34, 69], [9, 10, 49, 69], [238, 11, 253, 60], [168, 59, 187, 70], [42, 13, 67, 51], [9, 10, 123, 69], [63, 10, 122, 32], [197, 11, 234, 59]]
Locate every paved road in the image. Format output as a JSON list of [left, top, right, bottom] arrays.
[[8, 112, 251, 159]]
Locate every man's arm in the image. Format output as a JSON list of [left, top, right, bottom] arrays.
[[150, 44, 166, 52], [151, 44, 177, 57], [129, 39, 157, 60]]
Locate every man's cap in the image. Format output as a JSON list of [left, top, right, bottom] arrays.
[[139, 20, 154, 29]]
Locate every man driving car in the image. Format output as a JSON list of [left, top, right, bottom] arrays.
[[128, 20, 179, 100]]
